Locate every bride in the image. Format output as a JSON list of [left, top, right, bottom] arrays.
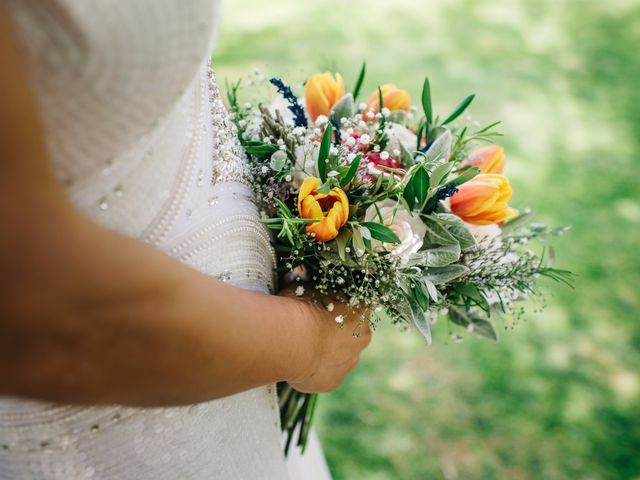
[[0, 0, 370, 478]]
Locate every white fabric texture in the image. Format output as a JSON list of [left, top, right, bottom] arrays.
[[0, 0, 329, 478]]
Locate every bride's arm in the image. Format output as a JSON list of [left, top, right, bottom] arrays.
[[0, 3, 370, 407]]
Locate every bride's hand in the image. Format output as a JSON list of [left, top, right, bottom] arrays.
[[279, 286, 371, 393]]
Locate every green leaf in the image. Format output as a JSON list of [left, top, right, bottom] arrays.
[[317, 123, 333, 182], [448, 306, 497, 341], [424, 265, 469, 284], [412, 281, 430, 310], [424, 243, 461, 267], [274, 198, 293, 218], [429, 162, 454, 189], [408, 165, 430, 209], [454, 282, 490, 313], [340, 154, 362, 188], [360, 222, 401, 244], [434, 213, 476, 249], [447, 166, 480, 187], [415, 122, 426, 152], [314, 182, 331, 195], [403, 178, 416, 210], [442, 94, 475, 125], [352, 62, 366, 101], [244, 141, 279, 159], [421, 77, 433, 127]]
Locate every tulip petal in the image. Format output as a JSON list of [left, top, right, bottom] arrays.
[[301, 195, 324, 220], [297, 177, 322, 212]]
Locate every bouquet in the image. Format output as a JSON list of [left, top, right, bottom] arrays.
[[225, 64, 572, 453]]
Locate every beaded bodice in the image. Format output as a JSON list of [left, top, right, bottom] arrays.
[[0, 1, 289, 478]]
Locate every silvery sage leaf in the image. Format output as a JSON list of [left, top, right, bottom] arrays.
[[330, 93, 355, 121], [424, 265, 469, 284], [423, 129, 452, 165], [448, 306, 497, 341], [434, 213, 476, 249], [424, 243, 461, 267], [411, 305, 434, 345]]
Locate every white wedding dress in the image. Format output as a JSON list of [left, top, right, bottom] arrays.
[[0, 1, 330, 478]]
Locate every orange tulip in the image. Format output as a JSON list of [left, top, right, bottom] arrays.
[[364, 84, 411, 114], [464, 145, 506, 174], [297, 177, 350, 241], [305, 73, 345, 123], [450, 174, 518, 225]]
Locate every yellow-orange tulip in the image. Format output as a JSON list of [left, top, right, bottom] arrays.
[[305, 73, 345, 123], [464, 145, 506, 174], [450, 174, 518, 225], [364, 84, 411, 114], [297, 177, 350, 241]]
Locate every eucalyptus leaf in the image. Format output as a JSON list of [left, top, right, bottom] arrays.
[[424, 265, 469, 284]]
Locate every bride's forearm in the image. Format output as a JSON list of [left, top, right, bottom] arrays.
[[0, 206, 316, 407]]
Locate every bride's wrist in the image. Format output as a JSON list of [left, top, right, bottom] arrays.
[[275, 295, 323, 383]]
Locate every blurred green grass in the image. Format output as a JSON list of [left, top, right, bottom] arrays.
[[214, 0, 640, 478]]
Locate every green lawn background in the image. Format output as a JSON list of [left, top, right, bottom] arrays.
[[214, 1, 640, 478]]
